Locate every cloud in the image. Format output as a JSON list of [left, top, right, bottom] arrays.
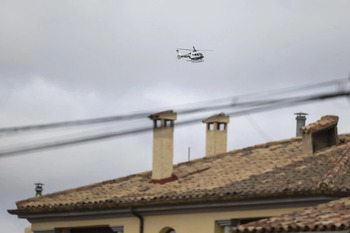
[[1, 1, 350, 232]]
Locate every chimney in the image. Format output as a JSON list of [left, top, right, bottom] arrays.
[[149, 110, 177, 181], [202, 113, 229, 156], [295, 112, 308, 137], [300, 115, 339, 154], [35, 183, 44, 196]]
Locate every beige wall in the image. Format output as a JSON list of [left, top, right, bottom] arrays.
[[25, 226, 32, 233], [206, 123, 227, 156], [152, 124, 174, 180], [302, 132, 313, 154], [30, 207, 304, 233]]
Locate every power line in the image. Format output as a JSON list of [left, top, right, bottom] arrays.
[[177, 76, 350, 108], [245, 114, 272, 141], [0, 112, 151, 134], [0, 90, 349, 158], [0, 77, 349, 134], [0, 98, 279, 135]]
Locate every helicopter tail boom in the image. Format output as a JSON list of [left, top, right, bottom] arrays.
[[176, 50, 182, 59], [176, 49, 190, 59]]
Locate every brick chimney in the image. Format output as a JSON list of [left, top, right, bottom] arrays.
[[202, 113, 229, 156], [300, 115, 339, 154], [149, 110, 177, 181]]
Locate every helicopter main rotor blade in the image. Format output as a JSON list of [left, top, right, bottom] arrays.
[[177, 48, 193, 51], [197, 49, 214, 51]]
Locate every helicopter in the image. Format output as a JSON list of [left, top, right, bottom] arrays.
[[176, 46, 212, 63]]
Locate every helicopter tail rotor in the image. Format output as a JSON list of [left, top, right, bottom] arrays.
[[176, 50, 182, 59]]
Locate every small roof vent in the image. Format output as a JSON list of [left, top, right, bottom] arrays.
[[35, 183, 44, 197]]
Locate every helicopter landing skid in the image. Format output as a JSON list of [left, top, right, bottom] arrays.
[[187, 59, 204, 63]]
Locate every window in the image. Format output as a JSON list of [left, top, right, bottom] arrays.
[[160, 227, 176, 233], [71, 227, 114, 233]]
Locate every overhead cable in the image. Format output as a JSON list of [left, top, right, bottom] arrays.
[[0, 77, 349, 134], [0, 90, 349, 158]]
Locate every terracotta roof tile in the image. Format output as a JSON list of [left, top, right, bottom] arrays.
[[202, 112, 229, 123], [232, 195, 350, 233], [300, 115, 338, 134], [148, 110, 177, 120], [13, 134, 350, 213]]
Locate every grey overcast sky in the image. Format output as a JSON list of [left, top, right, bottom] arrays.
[[1, 1, 350, 232]]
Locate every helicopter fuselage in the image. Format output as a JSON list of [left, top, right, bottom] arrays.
[[177, 49, 204, 62], [188, 51, 204, 61]]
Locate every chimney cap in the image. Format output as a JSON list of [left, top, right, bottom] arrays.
[[295, 112, 308, 116], [148, 110, 177, 120], [202, 113, 229, 124]]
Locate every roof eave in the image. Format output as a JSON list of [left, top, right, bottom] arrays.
[[9, 195, 344, 223]]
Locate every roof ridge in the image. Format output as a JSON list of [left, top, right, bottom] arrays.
[[318, 144, 350, 190]]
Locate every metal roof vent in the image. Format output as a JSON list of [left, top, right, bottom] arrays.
[[35, 183, 44, 197], [295, 112, 308, 137]]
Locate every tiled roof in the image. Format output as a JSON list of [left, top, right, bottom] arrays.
[[13, 134, 350, 213], [300, 115, 338, 134], [148, 110, 177, 120], [202, 113, 230, 123], [232, 195, 350, 233]]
